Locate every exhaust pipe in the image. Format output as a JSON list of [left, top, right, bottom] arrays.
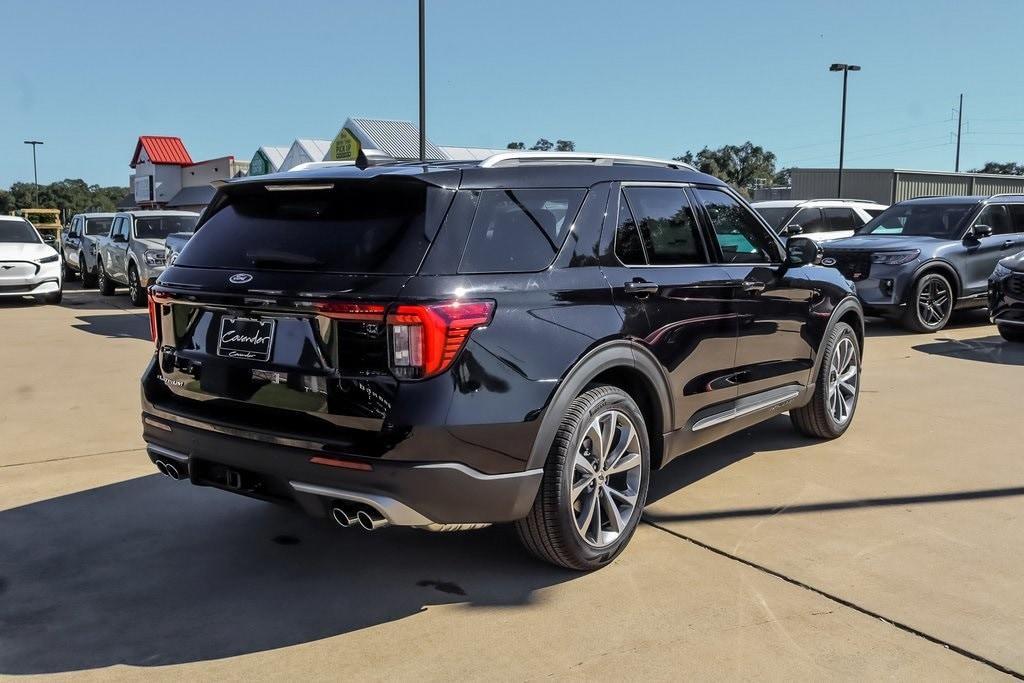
[[331, 504, 357, 528], [357, 508, 388, 531], [165, 462, 181, 480], [155, 460, 168, 476]]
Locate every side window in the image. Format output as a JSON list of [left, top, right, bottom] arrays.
[[695, 188, 781, 264], [865, 208, 885, 219], [823, 207, 860, 232], [614, 193, 646, 265], [975, 205, 1012, 235], [787, 207, 825, 233], [1008, 205, 1024, 234], [621, 187, 706, 265], [458, 189, 586, 273]]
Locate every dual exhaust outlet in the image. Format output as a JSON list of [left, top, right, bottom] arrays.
[[331, 501, 388, 531], [154, 459, 184, 481]]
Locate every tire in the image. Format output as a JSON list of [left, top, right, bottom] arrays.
[[80, 254, 97, 288], [901, 272, 954, 332], [997, 324, 1024, 343], [97, 260, 115, 296], [790, 321, 861, 439], [127, 264, 147, 307], [62, 255, 77, 281], [514, 385, 650, 571], [43, 290, 63, 305]]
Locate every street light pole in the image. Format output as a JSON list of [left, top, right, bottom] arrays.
[[955, 93, 964, 172], [829, 64, 860, 198], [418, 0, 426, 161], [23, 140, 44, 205]]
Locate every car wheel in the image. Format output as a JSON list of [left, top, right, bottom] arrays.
[[997, 324, 1024, 343], [80, 254, 97, 287], [97, 260, 115, 296], [62, 255, 76, 281], [790, 321, 860, 439], [514, 385, 650, 571], [43, 290, 63, 305], [901, 272, 954, 332], [128, 264, 147, 307]]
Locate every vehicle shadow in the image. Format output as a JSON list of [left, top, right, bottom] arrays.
[[71, 314, 151, 341], [0, 476, 575, 675], [912, 335, 1024, 366], [646, 415, 808, 506], [864, 309, 992, 338]]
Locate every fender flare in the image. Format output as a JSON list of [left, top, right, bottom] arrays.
[[810, 295, 864, 380], [907, 259, 961, 301], [526, 339, 673, 470]]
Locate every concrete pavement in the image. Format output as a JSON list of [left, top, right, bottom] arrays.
[[1, 284, 1020, 680]]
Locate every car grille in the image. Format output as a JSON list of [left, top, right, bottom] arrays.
[[822, 250, 872, 281], [1007, 273, 1024, 298], [0, 283, 35, 294]]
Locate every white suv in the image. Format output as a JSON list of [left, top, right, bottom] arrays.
[[751, 199, 888, 243]]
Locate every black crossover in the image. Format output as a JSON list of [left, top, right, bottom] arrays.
[[141, 151, 864, 570]]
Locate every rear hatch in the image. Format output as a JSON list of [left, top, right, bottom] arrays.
[[149, 175, 457, 441]]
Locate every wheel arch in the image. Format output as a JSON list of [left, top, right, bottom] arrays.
[[907, 259, 961, 302], [527, 340, 673, 471], [811, 296, 864, 380]]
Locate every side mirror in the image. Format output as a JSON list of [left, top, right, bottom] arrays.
[[112, 233, 127, 243], [785, 223, 804, 236], [971, 224, 993, 239], [786, 236, 823, 267]]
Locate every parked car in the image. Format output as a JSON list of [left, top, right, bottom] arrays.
[[141, 151, 864, 570], [0, 215, 63, 304], [821, 194, 1024, 332], [96, 210, 199, 306], [751, 198, 887, 243], [163, 231, 194, 266], [60, 212, 115, 287], [988, 250, 1024, 342]]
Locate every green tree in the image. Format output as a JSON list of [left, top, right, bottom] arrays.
[[675, 142, 778, 195], [1, 178, 129, 219], [506, 141, 526, 150], [971, 161, 1024, 175], [530, 138, 554, 151], [555, 139, 575, 152]]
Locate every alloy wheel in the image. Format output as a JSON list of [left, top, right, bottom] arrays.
[[826, 337, 858, 425], [917, 278, 951, 327], [571, 409, 643, 548], [129, 270, 139, 301]]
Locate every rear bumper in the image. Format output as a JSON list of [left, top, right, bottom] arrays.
[[141, 412, 543, 527]]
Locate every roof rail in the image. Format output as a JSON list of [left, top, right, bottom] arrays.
[[986, 192, 1024, 200], [804, 197, 881, 204], [479, 150, 696, 171]]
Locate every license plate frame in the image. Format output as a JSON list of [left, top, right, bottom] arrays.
[[217, 316, 276, 362]]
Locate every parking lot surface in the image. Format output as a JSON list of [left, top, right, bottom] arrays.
[[2, 283, 1022, 681]]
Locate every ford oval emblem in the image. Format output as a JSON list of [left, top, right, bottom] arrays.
[[821, 257, 837, 267], [229, 273, 253, 284]]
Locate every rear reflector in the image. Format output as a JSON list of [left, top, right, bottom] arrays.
[[387, 300, 494, 379], [309, 456, 374, 471], [147, 292, 159, 344]]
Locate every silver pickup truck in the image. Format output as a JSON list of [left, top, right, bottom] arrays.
[[163, 231, 194, 266], [96, 210, 199, 306], [60, 212, 116, 287]]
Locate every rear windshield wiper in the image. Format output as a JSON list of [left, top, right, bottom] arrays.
[[246, 248, 324, 268]]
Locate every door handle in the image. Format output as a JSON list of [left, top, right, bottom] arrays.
[[1002, 240, 1015, 249], [740, 280, 766, 293], [624, 280, 659, 296]]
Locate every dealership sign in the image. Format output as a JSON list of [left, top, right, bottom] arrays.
[[329, 128, 361, 161]]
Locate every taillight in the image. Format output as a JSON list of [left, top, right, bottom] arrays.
[[386, 301, 494, 379], [147, 291, 159, 344], [314, 301, 386, 322]]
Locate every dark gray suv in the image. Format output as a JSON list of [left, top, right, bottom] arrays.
[[821, 194, 1024, 332]]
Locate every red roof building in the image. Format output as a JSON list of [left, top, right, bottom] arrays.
[[131, 136, 193, 168]]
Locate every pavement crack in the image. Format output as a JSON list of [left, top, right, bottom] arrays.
[[1, 447, 144, 469], [643, 518, 1024, 680]]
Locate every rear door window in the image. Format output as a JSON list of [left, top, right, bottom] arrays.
[[823, 207, 860, 232], [787, 207, 825, 233], [974, 204, 1013, 235], [177, 181, 453, 274], [620, 187, 706, 265], [458, 189, 585, 273], [1008, 205, 1024, 233]]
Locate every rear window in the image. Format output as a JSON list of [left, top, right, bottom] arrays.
[[175, 182, 452, 274], [458, 189, 586, 273]]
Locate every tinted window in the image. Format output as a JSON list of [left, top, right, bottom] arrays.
[[459, 189, 585, 273], [1008, 205, 1024, 233], [754, 207, 793, 231], [823, 207, 860, 232], [696, 188, 779, 264], [862, 203, 974, 238], [85, 217, 114, 236], [135, 215, 198, 240], [622, 187, 705, 265], [974, 205, 1012, 235], [178, 182, 450, 274], [788, 207, 826, 233], [614, 193, 646, 265], [0, 219, 41, 243], [865, 208, 885, 218]]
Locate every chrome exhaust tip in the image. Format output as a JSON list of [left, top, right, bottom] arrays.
[[164, 462, 181, 480], [356, 509, 388, 531], [155, 460, 168, 476], [331, 506, 357, 528]]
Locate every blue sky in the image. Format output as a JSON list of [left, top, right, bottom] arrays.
[[3, 0, 1023, 188]]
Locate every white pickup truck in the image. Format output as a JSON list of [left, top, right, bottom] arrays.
[[96, 210, 198, 306]]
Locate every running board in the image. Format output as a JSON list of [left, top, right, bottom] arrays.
[[691, 388, 801, 432]]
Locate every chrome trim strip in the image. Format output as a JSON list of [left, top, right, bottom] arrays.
[[479, 151, 696, 171], [146, 443, 189, 463], [691, 390, 800, 432], [289, 481, 434, 527], [412, 463, 543, 481], [994, 317, 1024, 327], [143, 417, 172, 432]]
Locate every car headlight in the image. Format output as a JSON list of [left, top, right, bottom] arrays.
[[144, 249, 166, 266], [992, 262, 1012, 279], [871, 250, 920, 265], [37, 254, 59, 264]]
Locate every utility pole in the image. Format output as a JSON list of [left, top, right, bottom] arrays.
[[23, 140, 44, 205], [955, 93, 963, 172], [418, 0, 426, 161], [829, 64, 860, 197]]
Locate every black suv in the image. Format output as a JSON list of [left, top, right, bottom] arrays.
[[141, 151, 864, 570]]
